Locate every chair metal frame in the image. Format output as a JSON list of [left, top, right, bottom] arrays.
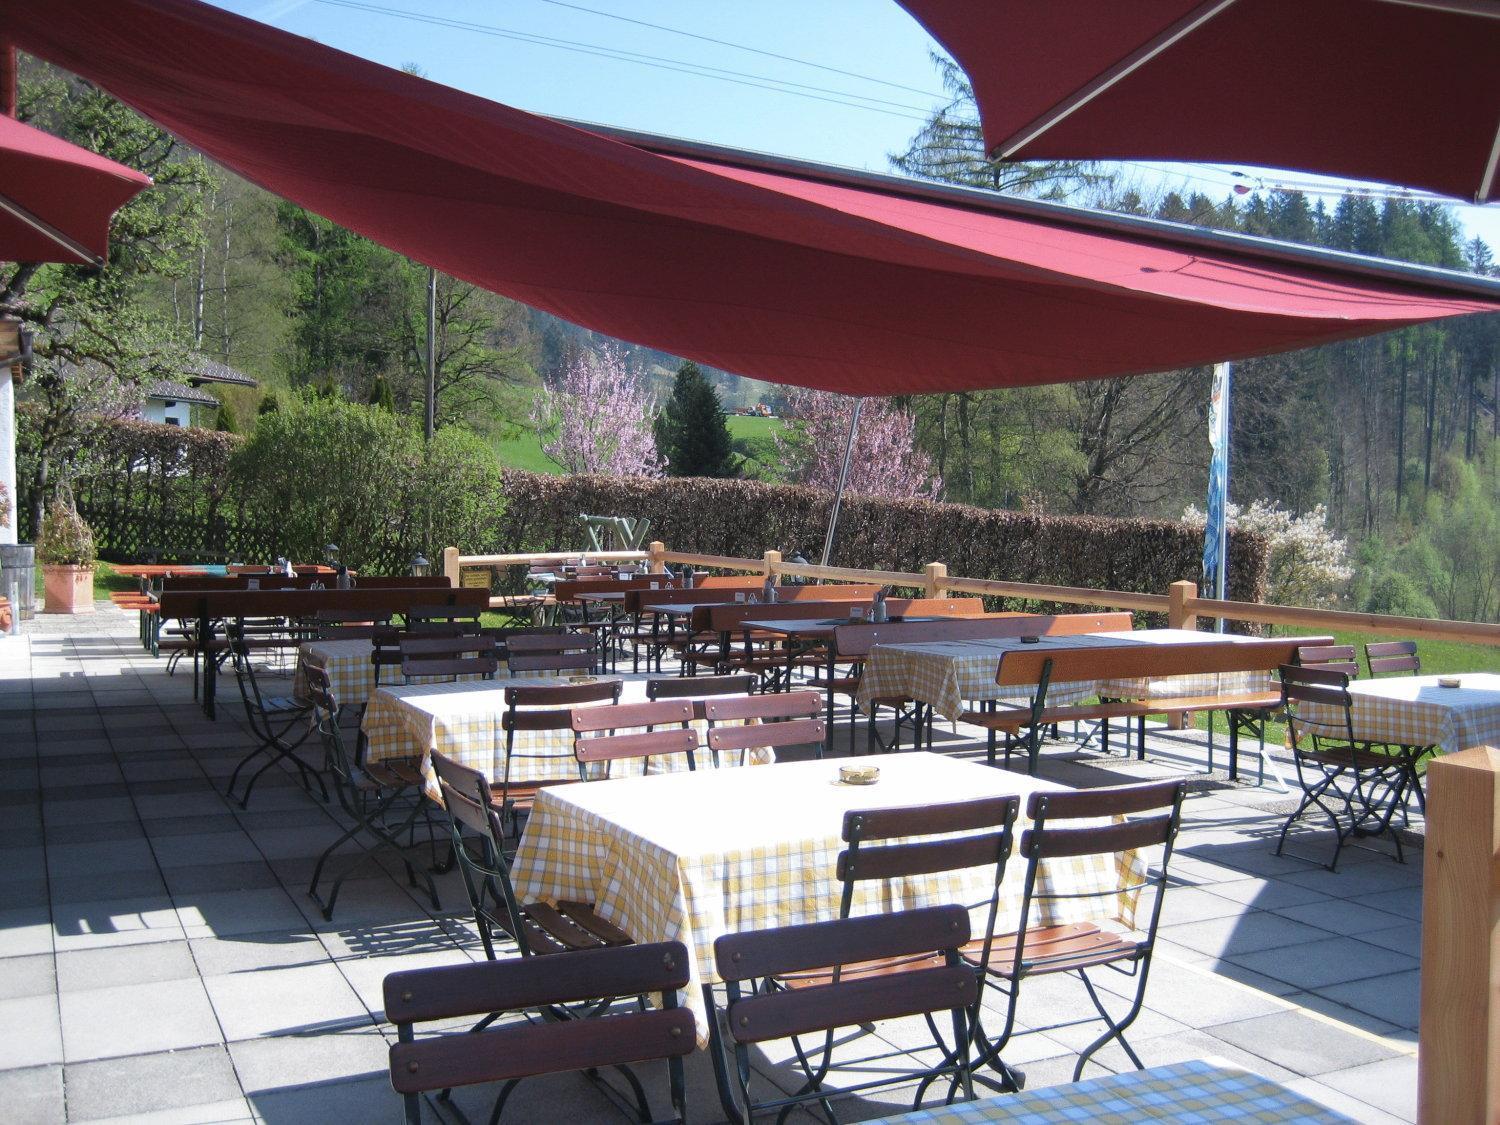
[[430, 750, 633, 961], [706, 906, 979, 1125], [223, 617, 323, 808], [303, 663, 439, 918], [496, 679, 623, 839], [1276, 664, 1416, 870], [972, 780, 1187, 1086], [386, 941, 692, 1125]]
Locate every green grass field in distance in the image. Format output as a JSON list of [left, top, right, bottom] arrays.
[[493, 413, 786, 476]]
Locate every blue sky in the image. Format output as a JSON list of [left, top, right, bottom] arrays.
[[218, 0, 1498, 253]]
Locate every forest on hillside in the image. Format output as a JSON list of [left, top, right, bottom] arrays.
[[4, 55, 1498, 621]]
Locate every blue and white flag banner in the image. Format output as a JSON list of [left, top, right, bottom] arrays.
[[1202, 361, 1231, 606]]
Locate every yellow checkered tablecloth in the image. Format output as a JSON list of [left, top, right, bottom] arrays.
[[855, 638, 1100, 721], [1299, 673, 1500, 752], [361, 678, 771, 793], [511, 751, 1152, 1042], [293, 638, 494, 708], [860, 1058, 1351, 1123]]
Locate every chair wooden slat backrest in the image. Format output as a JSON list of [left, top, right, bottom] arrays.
[[571, 699, 698, 774], [1365, 640, 1419, 677], [646, 674, 756, 719], [399, 634, 499, 680], [829, 611, 1133, 661], [505, 632, 595, 675], [386, 941, 694, 1123], [1296, 643, 1361, 677], [703, 690, 824, 757]]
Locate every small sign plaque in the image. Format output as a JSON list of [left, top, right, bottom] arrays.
[[459, 568, 491, 590]]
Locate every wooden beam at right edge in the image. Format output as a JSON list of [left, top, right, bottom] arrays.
[[1418, 745, 1500, 1124]]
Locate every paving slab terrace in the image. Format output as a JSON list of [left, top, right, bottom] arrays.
[[0, 606, 1424, 1124]]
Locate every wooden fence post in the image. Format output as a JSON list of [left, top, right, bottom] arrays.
[[1168, 580, 1198, 631], [763, 549, 782, 580], [924, 562, 948, 597], [648, 540, 666, 573], [442, 546, 460, 586], [1418, 746, 1500, 1125]]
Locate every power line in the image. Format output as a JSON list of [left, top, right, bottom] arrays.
[[309, 0, 938, 121], [527, 0, 948, 99]]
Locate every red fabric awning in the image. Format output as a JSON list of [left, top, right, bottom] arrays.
[[898, 0, 1500, 204], [3, 0, 1495, 395], [0, 112, 151, 264]]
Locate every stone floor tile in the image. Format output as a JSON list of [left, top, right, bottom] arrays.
[[1352, 887, 1424, 921], [335, 948, 468, 1020], [49, 869, 169, 905], [1280, 1077, 1413, 1125], [188, 932, 328, 978], [78, 1098, 254, 1125], [0, 953, 57, 1001], [1229, 936, 1417, 992], [177, 887, 312, 940], [1318, 970, 1422, 1030], [0, 1063, 64, 1125], [1279, 860, 1424, 897], [204, 961, 372, 1041], [0, 845, 46, 884], [151, 830, 263, 869], [64, 1044, 242, 1121], [1356, 921, 1422, 957], [1158, 910, 1330, 959], [59, 977, 222, 1062], [1316, 1055, 1420, 1123], [162, 861, 283, 897], [228, 1026, 389, 1092], [244, 1075, 398, 1124], [0, 906, 56, 958], [0, 994, 63, 1068], [44, 838, 157, 878], [50, 896, 185, 952], [55, 940, 198, 993], [1208, 1009, 1402, 1077], [1271, 897, 1416, 934], [37, 796, 135, 827]]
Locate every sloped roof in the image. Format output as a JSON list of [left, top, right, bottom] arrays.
[[146, 379, 219, 407], [184, 353, 258, 387]]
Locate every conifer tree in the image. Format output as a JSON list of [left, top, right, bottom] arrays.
[[655, 362, 740, 478]]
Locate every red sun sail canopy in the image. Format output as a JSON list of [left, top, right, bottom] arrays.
[[0, 112, 151, 264], [2, 0, 1495, 396], [897, 0, 1500, 204]]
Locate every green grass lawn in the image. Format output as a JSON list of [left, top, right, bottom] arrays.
[[492, 427, 562, 474], [493, 412, 787, 476]]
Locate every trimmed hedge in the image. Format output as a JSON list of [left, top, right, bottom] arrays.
[[494, 472, 1270, 608], [17, 417, 1269, 605]]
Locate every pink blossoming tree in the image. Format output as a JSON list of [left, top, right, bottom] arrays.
[[531, 344, 664, 477], [775, 388, 941, 499]]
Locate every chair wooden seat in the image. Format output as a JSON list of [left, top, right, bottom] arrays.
[[363, 757, 427, 790], [1298, 743, 1407, 770], [973, 922, 1140, 978], [776, 950, 948, 989], [959, 700, 1145, 731], [488, 779, 573, 817], [518, 900, 633, 954]]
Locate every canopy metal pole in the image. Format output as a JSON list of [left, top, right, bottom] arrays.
[[424, 265, 436, 443], [820, 396, 864, 567]]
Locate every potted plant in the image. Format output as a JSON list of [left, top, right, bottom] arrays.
[[36, 497, 97, 614]]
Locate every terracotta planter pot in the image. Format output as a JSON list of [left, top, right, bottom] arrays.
[[42, 564, 95, 614], [0, 595, 11, 633]]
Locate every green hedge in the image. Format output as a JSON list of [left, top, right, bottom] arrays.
[[494, 471, 1270, 608], [18, 416, 1268, 604]]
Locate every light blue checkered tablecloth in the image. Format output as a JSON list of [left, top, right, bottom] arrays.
[[861, 1058, 1351, 1123]]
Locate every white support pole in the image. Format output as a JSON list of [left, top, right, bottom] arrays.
[[820, 396, 863, 567], [424, 266, 437, 443]]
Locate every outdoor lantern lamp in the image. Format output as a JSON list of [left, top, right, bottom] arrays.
[[410, 553, 429, 577], [324, 543, 339, 564]]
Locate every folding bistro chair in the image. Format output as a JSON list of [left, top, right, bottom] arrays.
[[404, 604, 482, 633], [571, 699, 699, 779], [505, 632, 596, 676], [971, 780, 1186, 1086], [646, 673, 756, 720], [707, 906, 979, 1125], [1296, 643, 1361, 677], [1364, 640, 1420, 676], [223, 618, 323, 808], [496, 680, 622, 840], [398, 634, 500, 682], [386, 941, 693, 1125], [703, 690, 825, 765], [1276, 664, 1415, 870], [770, 796, 1021, 1099], [303, 664, 439, 919], [430, 751, 633, 961]]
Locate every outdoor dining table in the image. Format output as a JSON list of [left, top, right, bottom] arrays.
[[859, 1057, 1350, 1123], [1302, 672, 1500, 755], [511, 750, 1146, 1042], [292, 637, 494, 707], [360, 676, 773, 798]]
